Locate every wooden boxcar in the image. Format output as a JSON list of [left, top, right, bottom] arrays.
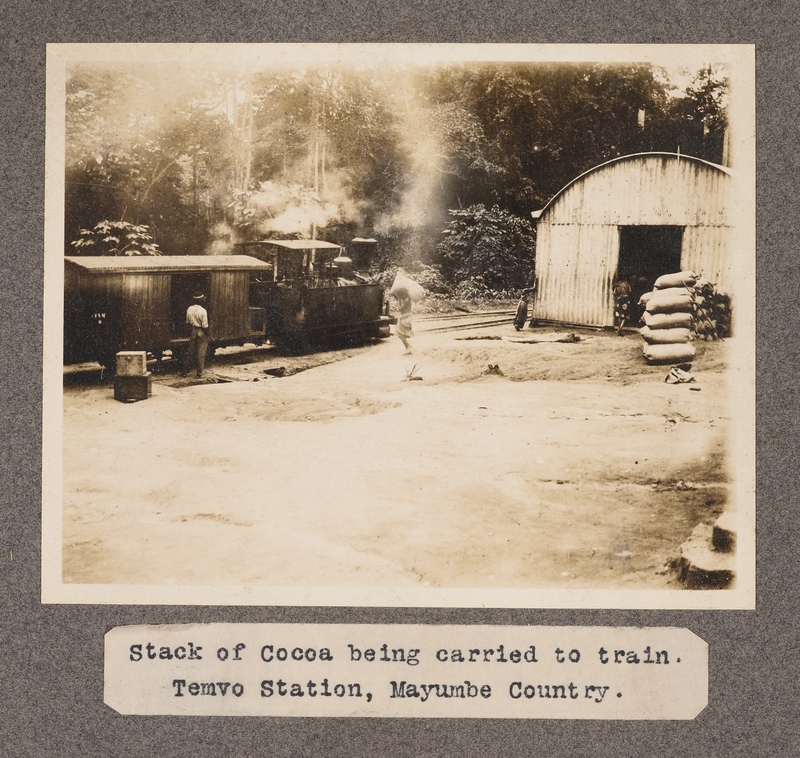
[[64, 255, 273, 366], [235, 240, 392, 350]]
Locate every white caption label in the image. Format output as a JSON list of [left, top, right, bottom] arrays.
[[105, 624, 707, 719]]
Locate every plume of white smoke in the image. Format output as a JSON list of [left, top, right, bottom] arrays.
[[68, 61, 443, 245], [373, 69, 446, 237], [246, 171, 364, 238], [207, 222, 235, 255]]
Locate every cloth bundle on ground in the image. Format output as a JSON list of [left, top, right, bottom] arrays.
[[665, 366, 696, 384], [390, 271, 425, 302], [640, 326, 691, 345]]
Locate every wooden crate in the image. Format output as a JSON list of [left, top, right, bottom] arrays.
[[114, 373, 152, 402], [116, 351, 147, 376]]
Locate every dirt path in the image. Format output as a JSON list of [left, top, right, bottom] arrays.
[[62, 324, 731, 591]]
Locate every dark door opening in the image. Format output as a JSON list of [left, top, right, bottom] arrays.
[[170, 273, 211, 336], [617, 225, 684, 306]]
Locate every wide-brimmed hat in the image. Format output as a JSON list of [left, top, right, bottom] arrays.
[[192, 291, 206, 300]]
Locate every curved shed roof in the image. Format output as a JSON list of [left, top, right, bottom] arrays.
[[533, 152, 731, 223]]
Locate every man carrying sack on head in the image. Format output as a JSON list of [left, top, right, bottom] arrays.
[[183, 291, 210, 378]]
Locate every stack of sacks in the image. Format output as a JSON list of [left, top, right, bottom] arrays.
[[639, 271, 697, 364]]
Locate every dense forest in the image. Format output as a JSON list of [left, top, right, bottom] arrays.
[[65, 60, 728, 296]]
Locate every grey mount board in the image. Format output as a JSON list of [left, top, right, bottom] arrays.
[[2, 4, 798, 757]]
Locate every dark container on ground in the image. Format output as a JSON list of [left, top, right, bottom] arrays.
[[114, 373, 152, 402]]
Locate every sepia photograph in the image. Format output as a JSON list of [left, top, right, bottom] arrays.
[[42, 43, 755, 608]]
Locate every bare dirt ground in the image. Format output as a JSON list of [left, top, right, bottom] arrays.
[[61, 318, 732, 591]]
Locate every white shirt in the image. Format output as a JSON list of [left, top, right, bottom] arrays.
[[186, 303, 209, 329]]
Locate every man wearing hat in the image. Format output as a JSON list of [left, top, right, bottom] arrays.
[[183, 291, 210, 378]]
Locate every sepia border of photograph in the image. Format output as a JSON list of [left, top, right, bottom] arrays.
[[42, 42, 756, 609]]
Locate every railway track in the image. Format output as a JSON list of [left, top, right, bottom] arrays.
[[416, 310, 516, 333], [417, 309, 515, 322], [64, 310, 520, 382]]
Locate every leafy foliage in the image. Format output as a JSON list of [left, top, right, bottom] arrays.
[[437, 205, 536, 296], [70, 221, 161, 256], [65, 64, 246, 255], [64, 59, 729, 280], [405, 263, 449, 295], [417, 62, 729, 215], [239, 68, 411, 239], [691, 277, 732, 339], [669, 66, 729, 165]]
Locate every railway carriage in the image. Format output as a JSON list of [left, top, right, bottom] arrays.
[[64, 241, 391, 367], [64, 255, 273, 367]]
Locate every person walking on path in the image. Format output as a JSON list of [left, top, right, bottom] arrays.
[[183, 291, 210, 378], [393, 287, 414, 354]]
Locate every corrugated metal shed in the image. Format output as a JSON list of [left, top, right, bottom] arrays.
[[531, 153, 732, 328]]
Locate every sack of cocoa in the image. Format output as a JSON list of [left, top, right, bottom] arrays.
[[640, 326, 691, 344], [653, 271, 697, 290], [643, 311, 693, 330], [643, 343, 696, 364], [390, 271, 425, 302], [645, 288, 694, 314]]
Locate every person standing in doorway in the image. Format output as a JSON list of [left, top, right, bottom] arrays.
[[513, 290, 530, 331], [613, 278, 633, 335], [183, 291, 210, 378]]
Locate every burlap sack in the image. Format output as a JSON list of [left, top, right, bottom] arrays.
[[640, 326, 691, 344], [645, 288, 694, 314], [643, 343, 696, 364], [653, 271, 697, 290], [390, 271, 425, 302], [643, 311, 693, 330]]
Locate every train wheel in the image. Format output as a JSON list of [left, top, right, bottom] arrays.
[[152, 350, 164, 373], [273, 336, 295, 355], [171, 346, 187, 372]]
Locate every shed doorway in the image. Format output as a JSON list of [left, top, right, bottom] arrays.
[[617, 225, 684, 304]]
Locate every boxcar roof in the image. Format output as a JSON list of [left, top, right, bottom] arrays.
[[64, 255, 273, 274], [235, 240, 341, 251]]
